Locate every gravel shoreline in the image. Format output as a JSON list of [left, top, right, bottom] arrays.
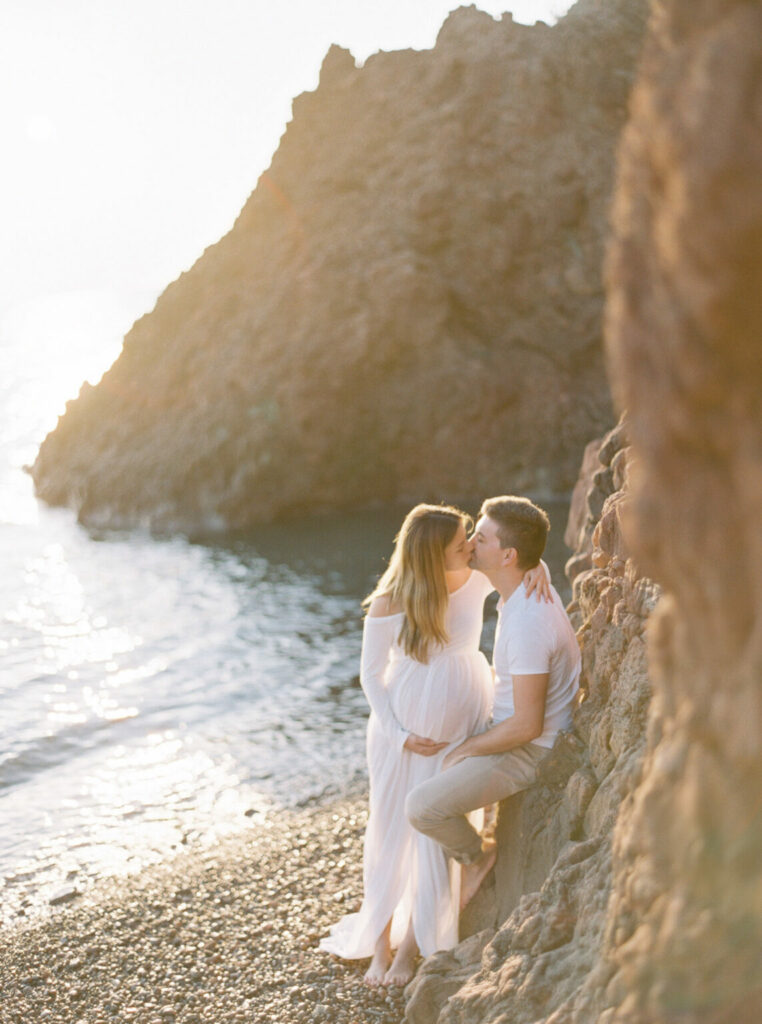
[[0, 785, 409, 1024]]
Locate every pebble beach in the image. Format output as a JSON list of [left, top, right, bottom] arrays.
[[0, 786, 408, 1024]]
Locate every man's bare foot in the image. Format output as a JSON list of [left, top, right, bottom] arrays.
[[364, 944, 392, 987], [383, 944, 418, 988], [460, 842, 497, 910]]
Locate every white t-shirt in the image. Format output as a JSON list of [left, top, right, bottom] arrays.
[[492, 580, 581, 748]]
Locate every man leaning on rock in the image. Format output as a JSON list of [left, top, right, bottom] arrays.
[[405, 496, 581, 909]]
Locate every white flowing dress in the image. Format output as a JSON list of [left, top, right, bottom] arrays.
[[320, 570, 495, 959]]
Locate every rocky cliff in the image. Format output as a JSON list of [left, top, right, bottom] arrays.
[[405, 1, 762, 1021], [31, 0, 647, 531], [600, 1, 762, 1018]]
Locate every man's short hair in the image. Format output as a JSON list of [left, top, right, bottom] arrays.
[[480, 496, 550, 570]]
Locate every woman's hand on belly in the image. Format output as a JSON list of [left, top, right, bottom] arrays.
[[404, 734, 449, 757]]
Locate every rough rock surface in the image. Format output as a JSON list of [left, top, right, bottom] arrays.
[[31, 0, 647, 531], [405, 423, 659, 1024], [599, 1, 762, 1019]]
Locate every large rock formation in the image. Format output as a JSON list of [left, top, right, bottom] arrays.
[[31, 0, 647, 531], [599, 1, 762, 1018], [407, 1, 762, 1021]]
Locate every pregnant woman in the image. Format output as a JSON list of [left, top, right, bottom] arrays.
[[320, 503, 547, 987]]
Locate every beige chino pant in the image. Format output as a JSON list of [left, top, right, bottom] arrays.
[[405, 742, 548, 864]]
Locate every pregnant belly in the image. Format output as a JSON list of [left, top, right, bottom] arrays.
[[388, 652, 492, 744]]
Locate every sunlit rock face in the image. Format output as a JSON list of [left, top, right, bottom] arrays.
[[32, 0, 647, 531]]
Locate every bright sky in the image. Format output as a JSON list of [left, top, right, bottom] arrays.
[[1, 0, 572, 325]]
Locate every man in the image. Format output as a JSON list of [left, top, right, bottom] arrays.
[[405, 495, 581, 908]]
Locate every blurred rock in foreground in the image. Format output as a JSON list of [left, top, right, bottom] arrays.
[[32, 0, 647, 531], [602, 0, 762, 1018]]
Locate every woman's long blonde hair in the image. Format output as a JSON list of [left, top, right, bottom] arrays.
[[364, 504, 471, 663]]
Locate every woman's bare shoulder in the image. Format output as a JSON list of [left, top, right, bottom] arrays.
[[367, 594, 403, 617]]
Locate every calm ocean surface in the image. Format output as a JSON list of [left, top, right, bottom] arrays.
[[0, 293, 571, 924]]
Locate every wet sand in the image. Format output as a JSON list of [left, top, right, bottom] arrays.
[[0, 786, 408, 1024]]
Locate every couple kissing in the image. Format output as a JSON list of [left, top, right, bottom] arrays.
[[320, 496, 581, 988]]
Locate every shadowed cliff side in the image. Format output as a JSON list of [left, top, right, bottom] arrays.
[[31, 0, 647, 532]]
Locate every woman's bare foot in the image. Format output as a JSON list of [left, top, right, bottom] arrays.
[[364, 929, 392, 987], [460, 842, 497, 909], [383, 923, 418, 988], [383, 944, 418, 988]]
